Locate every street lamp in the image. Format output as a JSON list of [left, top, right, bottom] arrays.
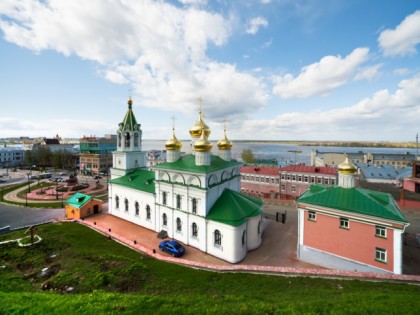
[[27, 172, 31, 193], [56, 178, 58, 199]]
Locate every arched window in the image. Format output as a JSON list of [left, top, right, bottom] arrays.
[[134, 133, 139, 147], [135, 201, 139, 216], [192, 198, 197, 214], [162, 192, 167, 205], [192, 222, 198, 237], [124, 198, 129, 212], [146, 205, 151, 220], [214, 229, 221, 246], [176, 218, 182, 231], [162, 213, 167, 226], [125, 132, 130, 147], [176, 194, 182, 209], [242, 230, 246, 246], [115, 195, 119, 209]]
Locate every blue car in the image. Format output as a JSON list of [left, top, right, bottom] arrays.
[[159, 240, 185, 257]]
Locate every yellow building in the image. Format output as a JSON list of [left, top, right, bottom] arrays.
[[65, 192, 102, 219]]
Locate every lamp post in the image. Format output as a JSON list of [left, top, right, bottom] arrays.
[[27, 172, 31, 193], [56, 178, 58, 199]]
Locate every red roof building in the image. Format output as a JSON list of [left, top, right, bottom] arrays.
[[240, 166, 281, 200], [280, 164, 337, 200]]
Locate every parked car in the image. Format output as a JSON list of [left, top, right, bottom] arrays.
[[158, 240, 185, 257]]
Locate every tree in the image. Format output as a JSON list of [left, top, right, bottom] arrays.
[[241, 149, 255, 164]]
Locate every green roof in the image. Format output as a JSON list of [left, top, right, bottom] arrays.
[[207, 189, 263, 226], [66, 192, 93, 209], [297, 184, 408, 223], [121, 103, 138, 132], [153, 154, 241, 174], [110, 169, 155, 193]]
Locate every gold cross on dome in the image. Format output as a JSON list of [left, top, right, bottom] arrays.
[[170, 115, 176, 130]]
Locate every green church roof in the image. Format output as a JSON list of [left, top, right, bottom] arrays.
[[110, 169, 155, 193], [121, 99, 139, 132], [207, 189, 263, 226], [65, 192, 93, 209], [297, 184, 408, 223], [153, 154, 241, 174]]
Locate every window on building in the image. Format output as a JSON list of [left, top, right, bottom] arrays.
[[281, 184, 285, 191], [135, 201, 139, 216], [298, 175, 302, 182], [242, 175, 245, 180], [276, 179, 279, 184], [192, 222, 198, 237], [340, 218, 349, 229], [146, 205, 151, 220], [266, 177, 269, 183], [162, 213, 167, 226], [325, 178, 329, 185], [246, 175, 250, 180], [375, 226, 387, 238], [375, 248, 387, 263], [304, 176, 309, 183], [251, 176, 254, 181], [162, 191, 167, 205], [308, 211, 316, 221], [311, 176, 315, 183], [292, 175, 296, 181], [291, 186, 296, 193], [242, 230, 246, 246], [331, 178, 336, 185], [124, 198, 129, 212], [214, 229, 221, 246], [115, 195, 119, 209], [192, 198, 197, 214], [176, 218, 182, 231], [281, 174, 285, 180], [286, 175, 291, 181], [134, 133, 139, 147], [317, 177, 322, 184], [176, 194, 182, 209], [256, 177, 259, 182]]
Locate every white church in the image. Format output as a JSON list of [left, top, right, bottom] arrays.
[[108, 98, 265, 263]]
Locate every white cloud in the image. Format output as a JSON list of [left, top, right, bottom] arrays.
[[240, 74, 420, 141], [246, 17, 268, 35], [178, 0, 207, 5], [354, 64, 382, 81], [393, 68, 410, 76], [0, 0, 268, 120], [378, 10, 420, 56], [272, 48, 369, 99]]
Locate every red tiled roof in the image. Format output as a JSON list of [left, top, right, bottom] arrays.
[[280, 164, 337, 175], [240, 166, 280, 176]]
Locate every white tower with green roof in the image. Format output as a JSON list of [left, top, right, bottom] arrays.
[[110, 98, 147, 180]]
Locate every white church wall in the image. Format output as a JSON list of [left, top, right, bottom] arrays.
[[247, 214, 263, 250]]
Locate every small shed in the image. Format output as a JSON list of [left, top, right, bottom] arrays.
[[65, 192, 102, 219]]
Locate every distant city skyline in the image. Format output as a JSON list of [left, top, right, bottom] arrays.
[[1, 1, 419, 141]]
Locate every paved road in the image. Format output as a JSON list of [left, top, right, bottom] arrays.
[[0, 202, 64, 230]]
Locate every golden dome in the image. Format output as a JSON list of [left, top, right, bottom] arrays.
[[189, 112, 210, 138], [338, 156, 357, 174], [165, 128, 182, 151], [217, 130, 233, 150], [194, 128, 212, 152], [128, 98, 133, 108]]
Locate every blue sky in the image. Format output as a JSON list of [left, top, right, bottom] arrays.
[[0, 0, 419, 142]]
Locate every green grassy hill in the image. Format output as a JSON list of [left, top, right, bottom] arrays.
[[1, 223, 419, 314]]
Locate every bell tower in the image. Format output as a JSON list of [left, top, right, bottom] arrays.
[[110, 98, 147, 179]]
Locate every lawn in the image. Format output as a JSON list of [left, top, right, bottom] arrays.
[[0, 222, 419, 314]]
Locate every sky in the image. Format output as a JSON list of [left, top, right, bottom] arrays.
[[0, 0, 420, 142]]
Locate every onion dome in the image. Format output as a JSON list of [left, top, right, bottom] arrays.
[[194, 128, 212, 152], [189, 111, 211, 138], [120, 98, 139, 132], [338, 156, 357, 174], [165, 128, 182, 151], [217, 130, 233, 150]]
